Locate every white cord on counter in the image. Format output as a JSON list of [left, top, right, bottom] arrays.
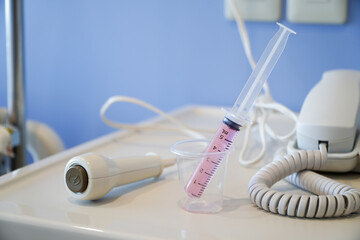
[[100, 96, 208, 139], [249, 143, 360, 218]]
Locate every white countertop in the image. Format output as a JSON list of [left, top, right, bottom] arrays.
[[0, 106, 359, 240]]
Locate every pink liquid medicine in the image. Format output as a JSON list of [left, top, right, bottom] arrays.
[[185, 118, 240, 198]]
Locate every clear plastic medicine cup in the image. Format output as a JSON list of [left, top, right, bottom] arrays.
[[171, 139, 232, 213]]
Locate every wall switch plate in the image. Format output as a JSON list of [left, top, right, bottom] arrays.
[[287, 0, 348, 24], [224, 0, 282, 22]]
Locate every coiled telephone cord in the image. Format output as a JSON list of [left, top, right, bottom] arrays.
[[248, 143, 360, 218]]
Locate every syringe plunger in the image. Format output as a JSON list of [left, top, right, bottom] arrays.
[[226, 23, 296, 126]]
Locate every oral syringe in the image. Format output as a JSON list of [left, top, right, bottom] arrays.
[[185, 23, 296, 198]]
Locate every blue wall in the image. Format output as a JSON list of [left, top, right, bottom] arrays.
[[0, 0, 360, 149]]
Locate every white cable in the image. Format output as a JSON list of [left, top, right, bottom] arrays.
[[229, 0, 256, 70], [254, 100, 298, 141], [100, 96, 209, 139], [230, 1, 297, 166], [99, 93, 298, 167], [248, 143, 360, 218], [239, 107, 268, 166]]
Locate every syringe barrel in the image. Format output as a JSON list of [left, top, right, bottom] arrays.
[[185, 117, 240, 198], [228, 23, 296, 125]]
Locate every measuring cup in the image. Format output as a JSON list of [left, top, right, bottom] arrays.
[[171, 139, 231, 213]]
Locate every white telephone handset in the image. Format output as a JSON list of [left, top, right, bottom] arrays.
[[289, 69, 360, 172]]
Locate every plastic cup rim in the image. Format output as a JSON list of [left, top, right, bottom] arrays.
[[170, 139, 233, 158]]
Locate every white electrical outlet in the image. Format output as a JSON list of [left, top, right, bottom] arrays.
[[287, 0, 348, 24], [224, 0, 282, 22]]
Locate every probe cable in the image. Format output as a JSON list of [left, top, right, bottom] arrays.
[[100, 95, 209, 139]]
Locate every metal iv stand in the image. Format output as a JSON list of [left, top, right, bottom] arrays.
[[4, 0, 27, 171]]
